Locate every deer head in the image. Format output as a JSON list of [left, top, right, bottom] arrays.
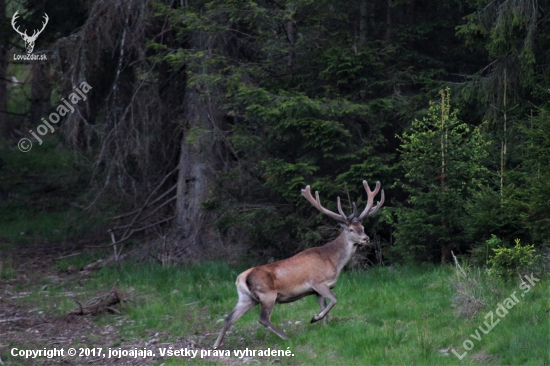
[[301, 180, 385, 245], [12, 11, 49, 54]]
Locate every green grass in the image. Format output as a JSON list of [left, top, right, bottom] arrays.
[[31, 260, 547, 365], [0, 257, 16, 279], [0, 211, 69, 245], [55, 249, 112, 272], [0, 138, 94, 246]]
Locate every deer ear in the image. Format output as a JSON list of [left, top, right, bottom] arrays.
[[338, 222, 348, 229]]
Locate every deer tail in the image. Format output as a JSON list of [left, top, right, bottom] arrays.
[[236, 268, 259, 302]]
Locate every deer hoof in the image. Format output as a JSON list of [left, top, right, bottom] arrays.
[[311, 315, 321, 323]]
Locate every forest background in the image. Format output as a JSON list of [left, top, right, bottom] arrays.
[[1, 0, 550, 267]]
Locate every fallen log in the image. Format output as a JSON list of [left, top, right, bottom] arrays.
[[70, 280, 126, 315]]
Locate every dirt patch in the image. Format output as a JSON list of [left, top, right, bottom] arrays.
[[0, 245, 255, 365], [0, 247, 184, 365], [0, 294, 250, 365], [471, 350, 496, 364], [2, 249, 118, 364]]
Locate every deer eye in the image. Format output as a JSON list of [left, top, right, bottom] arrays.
[[349, 228, 355, 233]]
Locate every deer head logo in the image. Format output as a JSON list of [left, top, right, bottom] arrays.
[[11, 11, 49, 54]]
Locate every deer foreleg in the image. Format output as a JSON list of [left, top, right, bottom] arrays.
[[315, 293, 328, 325], [311, 284, 337, 323]]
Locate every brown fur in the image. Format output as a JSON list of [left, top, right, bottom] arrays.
[[213, 222, 368, 348], [213, 182, 384, 348]]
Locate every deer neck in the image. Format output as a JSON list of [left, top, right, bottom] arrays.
[[326, 230, 357, 274]]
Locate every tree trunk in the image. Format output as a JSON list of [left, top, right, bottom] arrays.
[[0, 0, 8, 138], [385, 0, 392, 42], [286, 19, 295, 67], [369, 0, 375, 34], [441, 243, 451, 264], [175, 83, 210, 247], [409, 0, 416, 24], [30, 62, 51, 125], [175, 29, 216, 251], [359, 0, 368, 45]]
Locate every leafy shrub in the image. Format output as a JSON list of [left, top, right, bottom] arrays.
[[488, 238, 542, 279], [470, 234, 503, 265]]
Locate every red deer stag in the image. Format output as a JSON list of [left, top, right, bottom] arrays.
[[213, 181, 385, 348]]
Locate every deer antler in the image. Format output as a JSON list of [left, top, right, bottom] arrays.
[[30, 13, 49, 40], [11, 11, 48, 41], [301, 186, 350, 224], [342, 202, 357, 222], [11, 11, 26, 38], [357, 181, 385, 221]]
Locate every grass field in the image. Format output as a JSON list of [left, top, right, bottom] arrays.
[[4, 257, 547, 365]]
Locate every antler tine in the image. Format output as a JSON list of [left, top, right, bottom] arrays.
[[315, 191, 349, 223], [337, 197, 357, 221], [366, 189, 385, 217], [346, 202, 357, 221], [39, 13, 49, 32], [357, 181, 383, 221], [29, 13, 48, 40], [11, 11, 26, 37], [301, 185, 349, 223], [336, 197, 346, 219]]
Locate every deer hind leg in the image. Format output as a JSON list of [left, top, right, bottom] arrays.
[[258, 293, 289, 340], [311, 284, 337, 323], [213, 293, 257, 349], [315, 294, 328, 325]]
